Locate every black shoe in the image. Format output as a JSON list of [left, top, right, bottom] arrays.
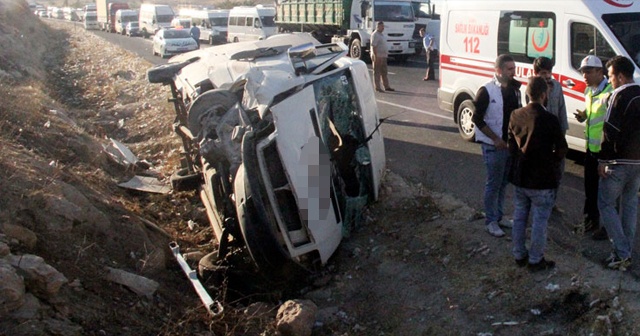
[[552, 205, 565, 215], [528, 258, 556, 272], [592, 227, 609, 241], [515, 255, 528, 267], [375, 88, 384, 93], [385, 87, 395, 92]]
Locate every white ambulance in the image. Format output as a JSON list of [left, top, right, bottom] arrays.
[[437, 0, 640, 151]]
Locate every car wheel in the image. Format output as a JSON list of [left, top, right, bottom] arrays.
[[233, 37, 239, 43], [209, 36, 214, 45], [457, 99, 476, 142], [170, 168, 202, 191]]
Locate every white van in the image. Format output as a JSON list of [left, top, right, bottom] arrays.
[[170, 17, 191, 29], [180, 9, 230, 45], [84, 11, 99, 30], [227, 5, 277, 42], [115, 9, 139, 34], [139, 3, 175, 38], [437, 0, 640, 152]]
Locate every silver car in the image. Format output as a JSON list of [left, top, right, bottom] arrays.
[[152, 28, 198, 58]]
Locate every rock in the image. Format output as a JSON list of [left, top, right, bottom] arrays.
[[9, 293, 41, 320], [0, 260, 25, 314], [43, 318, 84, 336], [34, 181, 110, 232], [2, 223, 38, 249], [104, 267, 159, 298], [0, 241, 10, 257], [276, 299, 318, 336], [316, 306, 340, 324], [8, 254, 68, 298], [304, 288, 332, 302]]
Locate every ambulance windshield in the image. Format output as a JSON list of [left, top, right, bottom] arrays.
[[603, 13, 640, 67]]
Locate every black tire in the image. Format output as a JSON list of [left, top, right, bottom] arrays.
[[233, 37, 239, 43], [395, 55, 409, 63], [170, 168, 202, 191], [209, 36, 214, 45], [457, 99, 476, 142], [350, 38, 362, 61], [187, 89, 239, 136]]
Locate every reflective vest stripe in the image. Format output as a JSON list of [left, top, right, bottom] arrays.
[[585, 83, 613, 152]]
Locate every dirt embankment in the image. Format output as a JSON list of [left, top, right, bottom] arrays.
[[3, 1, 640, 335]]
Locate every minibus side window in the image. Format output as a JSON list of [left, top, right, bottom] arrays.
[[570, 23, 616, 71], [498, 11, 555, 64]]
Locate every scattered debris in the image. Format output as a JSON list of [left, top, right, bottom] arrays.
[[545, 283, 560, 292], [103, 138, 138, 167], [169, 242, 223, 317], [490, 321, 520, 326], [117, 175, 170, 194], [104, 267, 159, 298]]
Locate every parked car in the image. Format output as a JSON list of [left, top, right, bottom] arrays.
[[125, 21, 140, 37], [146, 33, 385, 280], [152, 28, 198, 58]]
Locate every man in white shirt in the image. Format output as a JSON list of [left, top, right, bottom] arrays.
[[420, 28, 438, 81], [371, 21, 395, 93]]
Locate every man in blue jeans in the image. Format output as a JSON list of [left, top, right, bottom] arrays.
[[508, 76, 568, 272], [472, 54, 521, 237], [598, 55, 640, 271]]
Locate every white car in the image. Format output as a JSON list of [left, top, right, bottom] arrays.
[[152, 28, 198, 58], [147, 34, 385, 279]]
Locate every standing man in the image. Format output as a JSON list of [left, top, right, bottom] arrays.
[[371, 21, 395, 93], [532, 57, 568, 213], [472, 54, 521, 237], [598, 55, 640, 271], [573, 55, 613, 239], [190, 23, 201, 48], [420, 28, 438, 81], [508, 76, 568, 272]]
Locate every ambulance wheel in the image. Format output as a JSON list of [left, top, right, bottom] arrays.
[[457, 99, 476, 142]]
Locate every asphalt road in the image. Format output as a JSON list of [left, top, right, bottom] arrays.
[[84, 25, 640, 274]]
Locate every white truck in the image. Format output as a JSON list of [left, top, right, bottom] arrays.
[[146, 33, 385, 279], [437, 0, 640, 151], [277, 0, 417, 62]]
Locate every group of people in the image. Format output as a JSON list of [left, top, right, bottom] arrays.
[[370, 21, 439, 92], [474, 53, 640, 272]]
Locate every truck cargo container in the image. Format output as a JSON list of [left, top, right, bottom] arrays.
[[96, 0, 130, 32], [276, 0, 417, 61]]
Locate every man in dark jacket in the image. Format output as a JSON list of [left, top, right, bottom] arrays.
[[508, 76, 568, 272], [598, 55, 640, 271]]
